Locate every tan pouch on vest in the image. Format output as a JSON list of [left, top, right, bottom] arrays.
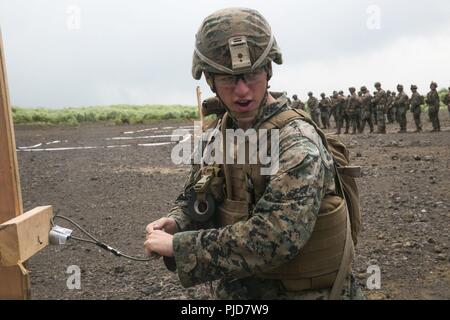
[[216, 199, 249, 226], [262, 195, 348, 291]]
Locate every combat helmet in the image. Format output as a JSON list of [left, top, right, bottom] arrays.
[[430, 81, 438, 88], [374, 82, 381, 88], [308, 92, 313, 96], [360, 86, 367, 92], [192, 8, 283, 80], [397, 84, 403, 90], [293, 94, 298, 100], [410, 85, 417, 90]]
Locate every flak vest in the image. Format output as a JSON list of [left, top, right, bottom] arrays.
[[207, 108, 359, 299]]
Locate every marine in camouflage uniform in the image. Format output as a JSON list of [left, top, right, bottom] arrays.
[[409, 85, 423, 132], [319, 93, 331, 129], [385, 90, 394, 124], [291, 94, 306, 110], [359, 86, 374, 133], [425, 82, 441, 132], [391, 92, 398, 123], [339, 91, 350, 133], [307, 92, 321, 127], [372, 82, 387, 134], [443, 87, 450, 117], [347, 87, 361, 134], [331, 91, 346, 134], [393, 84, 409, 133], [145, 7, 364, 300]]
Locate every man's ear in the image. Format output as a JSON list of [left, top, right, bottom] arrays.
[[204, 72, 216, 93]]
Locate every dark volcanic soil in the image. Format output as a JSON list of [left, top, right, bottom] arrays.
[[14, 111, 450, 300]]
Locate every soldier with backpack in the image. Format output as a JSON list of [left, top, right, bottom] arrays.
[[144, 7, 363, 300]]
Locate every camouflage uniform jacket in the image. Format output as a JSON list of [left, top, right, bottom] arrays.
[[346, 93, 361, 113], [166, 96, 356, 299], [307, 97, 319, 113], [371, 90, 387, 111], [443, 93, 450, 106], [425, 90, 440, 107], [410, 92, 423, 113], [360, 92, 373, 113], [291, 99, 304, 110], [319, 97, 332, 114], [394, 91, 409, 109]]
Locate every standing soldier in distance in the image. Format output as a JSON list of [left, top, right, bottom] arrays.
[[291, 94, 305, 110], [385, 90, 394, 124], [409, 85, 424, 132], [372, 82, 388, 134], [307, 92, 321, 127], [359, 86, 374, 133], [319, 92, 331, 129], [426, 82, 441, 132], [391, 92, 398, 123], [372, 91, 378, 126], [331, 91, 345, 134], [347, 87, 361, 134], [339, 91, 350, 134], [443, 87, 450, 117], [393, 84, 409, 133]]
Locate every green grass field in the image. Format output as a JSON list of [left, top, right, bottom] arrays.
[[11, 89, 448, 125], [12, 104, 200, 125]]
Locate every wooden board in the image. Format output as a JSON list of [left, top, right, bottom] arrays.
[[0, 28, 28, 299], [0, 206, 53, 267], [0, 264, 29, 299]]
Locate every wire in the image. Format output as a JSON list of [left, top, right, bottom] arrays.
[[52, 214, 152, 262]]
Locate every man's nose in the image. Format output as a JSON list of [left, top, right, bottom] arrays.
[[233, 78, 250, 95]]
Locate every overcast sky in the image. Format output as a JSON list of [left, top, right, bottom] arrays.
[[1, 0, 449, 108]]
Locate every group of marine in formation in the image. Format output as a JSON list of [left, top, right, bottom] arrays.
[[288, 82, 449, 134]]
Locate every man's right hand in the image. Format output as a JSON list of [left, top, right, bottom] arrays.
[[146, 217, 178, 235]]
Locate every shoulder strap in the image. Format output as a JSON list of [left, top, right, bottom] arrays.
[[260, 108, 330, 150]]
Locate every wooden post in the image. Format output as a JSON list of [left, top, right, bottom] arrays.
[[0, 28, 29, 300], [196, 86, 203, 126]]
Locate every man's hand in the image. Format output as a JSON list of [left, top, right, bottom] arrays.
[[146, 217, 178, 235], [144, 230, 174, 257]]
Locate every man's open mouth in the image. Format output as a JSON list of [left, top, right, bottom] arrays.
[[235, 100, 252, 108]]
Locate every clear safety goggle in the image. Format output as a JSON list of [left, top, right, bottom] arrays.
[[213, 68, 266, 88]]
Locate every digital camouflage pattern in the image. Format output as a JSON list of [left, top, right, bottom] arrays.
[[291, 97, 305, 110], [346, 91, 361, 134], [426, 88, 441, 131], [372, 88, 387, 133], [444, 90, 450, 116], [307, 95, 321, 127], [167, 96, 362, 299], [393, 89, 409, 132], [319, 96, 332, 129], [409, 90, 423, 131], [192, 7, 283, 80], [360, 91, 374, 133], [331, 94, 346, 134]]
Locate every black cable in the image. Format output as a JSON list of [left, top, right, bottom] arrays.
[[52, 215, 152, 262]]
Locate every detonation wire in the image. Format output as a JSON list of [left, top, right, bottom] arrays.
[[51, 215, 152, 262]]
